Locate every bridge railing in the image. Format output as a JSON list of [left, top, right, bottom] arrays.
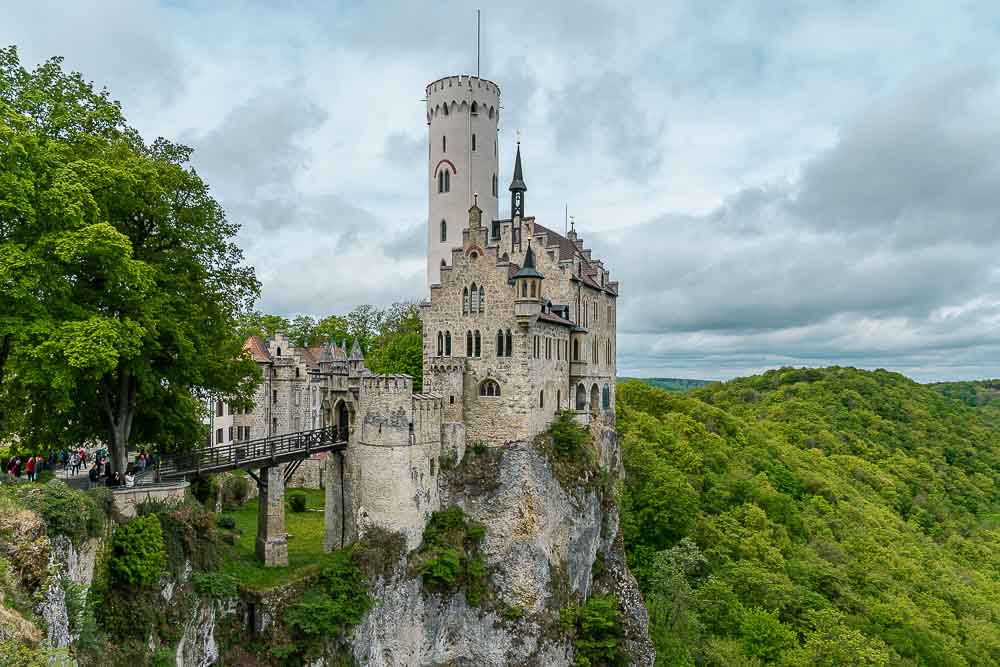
[[142, 425, 348, 482]]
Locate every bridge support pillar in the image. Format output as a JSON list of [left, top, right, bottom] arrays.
[[255, 465, 288, 567], [324, 452, 351, 552]]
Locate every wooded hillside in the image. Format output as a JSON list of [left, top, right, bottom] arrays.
[[618, 367, 1000, 666]]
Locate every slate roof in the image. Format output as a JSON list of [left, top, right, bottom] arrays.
[[243, 336, 271, 363]]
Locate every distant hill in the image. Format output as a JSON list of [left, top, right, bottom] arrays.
[[622, 377, 714, 393], [617, 366, 1000, 665], [928, 379, 1000, 409]]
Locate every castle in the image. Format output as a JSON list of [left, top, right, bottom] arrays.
[[233, 75, 618, 559]]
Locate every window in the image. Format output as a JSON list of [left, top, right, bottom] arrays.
[[228, 426, 234, 442], [492, 173, 497, 197], [466, 330, 473, 357], [530, 281, 536, 298], [521, 282, 528, 298], [438, 332, 444, 356], [441, 259, 447, 268], [216, 400, 223, 417], [272, 417, 278, 433], [557, 390, 561, 408], [442, 135, 446, 152], [272, 389, 278, 404], [450, 395, 455, 404], [438, 171, 444, 193], [533, 335, 539, 358], [474, 330, 481, 357], [479, 286, 485, 313], [479, 379, 501, 397], [216, 428, 223, 444], [557, 339, 562, 360], [463, 287, 469, 314], [444, 170, 450, 192], [295, 391, 300, 406], [245, 426, 252, 440], [496, 329, 504, 356], [573, 338, 580, 361], [472, 133, 477, 151], [471, 101, 478, 115], [276, 347, 281, 356], [539, 390, 544, 408], [440, 219, 447, 242], [602, 384, 611, 410], [505, 330, 513, 357], [445, 331, 452, 356], [470, 283, 479, 312]]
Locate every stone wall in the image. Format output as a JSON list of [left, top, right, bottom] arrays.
[[113, 481, 189, 518]]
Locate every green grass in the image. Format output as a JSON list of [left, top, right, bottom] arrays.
[[216, 488, 335, 590]]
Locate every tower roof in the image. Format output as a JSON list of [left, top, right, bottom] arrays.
[[509, 143, 526, 192], [514, 242, 544, 279], [349, 339, 365, 361]]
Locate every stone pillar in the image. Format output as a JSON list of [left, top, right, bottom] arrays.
[[324, 452, 350, 552], [255, 465, 288, 567]]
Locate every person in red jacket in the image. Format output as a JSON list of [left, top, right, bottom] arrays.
[[24, 455, 36, 482]]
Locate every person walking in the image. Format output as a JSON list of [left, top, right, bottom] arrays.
[[24, 455, 35, 482], [88, 463, 99, 490]]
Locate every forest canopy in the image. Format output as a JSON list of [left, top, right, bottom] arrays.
[[618, 367, 1000, 666]]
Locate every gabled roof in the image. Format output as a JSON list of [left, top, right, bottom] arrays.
[[532, 222, 578, 262], [538, 311, 574, 327], [243, 336, 271, 363]]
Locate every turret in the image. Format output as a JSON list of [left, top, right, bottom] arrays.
[[426, 75, 501, 288], [513, 241, 543, 327]]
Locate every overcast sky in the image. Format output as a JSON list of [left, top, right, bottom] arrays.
[[4, 1, 999, 382]]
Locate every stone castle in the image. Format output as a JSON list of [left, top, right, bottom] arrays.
[[233, 74, 619, 555]]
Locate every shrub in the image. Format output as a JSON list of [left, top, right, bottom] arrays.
[[217, 515, 236, 530], [503, 605, 525, 622], [563, 594, 628, 667], [412, 506, 489, 605], [289, 492, 307, 513], [221, 476, 250, 510], [109, 515, 166, 589], [352, 526, 406, 580], [471, 440, 487, 455], [0, 639, 73, 666], [157, 503, 219, 573], [549, 411, 591, 455], [284, 549, 371, 641], [193, 572, 239, 599], [189, 475, 219, 507], [14, 480, 105, 544]]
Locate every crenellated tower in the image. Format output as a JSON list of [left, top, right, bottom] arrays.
[[426, 75, 501, 288]]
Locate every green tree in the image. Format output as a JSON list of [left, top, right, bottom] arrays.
[[0, 47, 259, 472], [287, 314, 317, 347]]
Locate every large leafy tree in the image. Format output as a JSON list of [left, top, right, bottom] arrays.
[[0, 47, 260, 472]]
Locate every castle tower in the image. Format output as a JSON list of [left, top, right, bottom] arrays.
[[426, 75, 501, 288]]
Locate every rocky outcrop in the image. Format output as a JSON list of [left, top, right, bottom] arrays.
[[349, 426, 654, 667], [36, 535, 102, 648]]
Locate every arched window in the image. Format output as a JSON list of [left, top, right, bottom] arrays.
[[479, 379, 500, 397], [463, 287, 469, 314], [443, 104, 449, 116], [441, 258, 447, 268], [466, 330, 473, 357], [437, 332, 443, 356], [445, 331, 452, 356], [479, 286, 485, 312], [496, 329, 504, 356], [474, 330, 481, 357], [529, 281, 536, 298], [470, 283, 479, 313], [438, 171, 444, 193], [472, 133, 477, 151], [505, 330, 513, 357], [471, 101, 478, 115], [521, 282, 528, 297], [576, 383, 587, 410], [276, 347, 281, 356], [440, 219, 447, 242], [539, 390, 544, 408], [602, 384, 611, 410], [590, 384, 600, 413], [573, 339, 580, 361], [444, 170, 450, 192]]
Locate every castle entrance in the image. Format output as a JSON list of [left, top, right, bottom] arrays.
[[335, 400, 350, 441]]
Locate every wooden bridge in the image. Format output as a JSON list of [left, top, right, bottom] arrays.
[[136, 425, 349, 567]]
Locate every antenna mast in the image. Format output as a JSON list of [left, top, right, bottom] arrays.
[[477, 9, 481, 77]]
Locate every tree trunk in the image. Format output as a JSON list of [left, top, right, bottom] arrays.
[[100, 364, 137, 475]]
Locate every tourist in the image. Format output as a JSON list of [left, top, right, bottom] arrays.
[[34, 455, 44, 478], [138, 454, 146, 473], [70, 452, 81, 475], [88, 463, 99, 490], [125, 471, 135, 488], [24, 455, 35, 482]]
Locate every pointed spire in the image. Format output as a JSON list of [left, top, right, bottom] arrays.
[[349, 338, 364, 361], [509, 142, 526, 193], [514, 240, 544, 280]]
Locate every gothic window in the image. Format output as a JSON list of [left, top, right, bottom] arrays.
[[479, 379, 500, 397], [521, 282, 528, 298], [466, 330, 473, 357], [445, 331, 452, 356], [463, 287, 469, 314], [602, 384, 610, 409], [529, 281, 536, 298], [471, 101, 478, 115], [441, 259, 447, 268], [440, 219, 447, 242], [576, 383, 587, 410], [438, 171, 444, 193], [444, 170, 450, 192], [276, 347, 282, 356], [496, 329, 504, 356], [573, 338, 580, 361], [505, 329, 513, 357], [216, 400, 223, 417], [539, 390, 544, 408], [479, 286, 485, 313], [470, 283, 479, 312], [474, 330, 481, 357], [437, 332, 444, 356], [472, 133, 477, 151]]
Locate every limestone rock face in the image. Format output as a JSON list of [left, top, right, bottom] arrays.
[[349, 429, 654, 667], [37, 535, 102, 648]]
